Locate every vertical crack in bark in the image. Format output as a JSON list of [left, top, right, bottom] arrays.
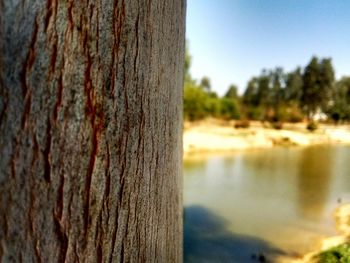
[[83, 51, 94, 233], [44, 0, 54, 31], [84, 53, 93, 116], [21, 90, 32, 129], [97, 229, 103, 263], [53, 71, 64, 122], [50, 39, 58, 74], [118, 136, 128, 208], [28, 165, 42, 263], [104, 143, 111, 218], [53, 211, 68, 263], [55, 172, 65, 220], [32, 134, 39, 165], [111, 132, 128, 260], [10, 149, 17, 179], [0, 88, 8, 126], [110, 201, 120, 262], [95, 210, 103, 263], [21, 18, 39, 96], [83, 51, 103, 234], [133, 10, 139, 77], [67, 0, 74, 30], [95, 10, 99, 54], [20, 17, 39, 131], [43, 118, 52, 183], [84, 121, 99, 233]]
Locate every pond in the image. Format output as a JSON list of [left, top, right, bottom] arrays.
[[184, 145, 350, 262]]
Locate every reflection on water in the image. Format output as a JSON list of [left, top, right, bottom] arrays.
[[297, 146, 333, 220], [184, 145, 350, 261]]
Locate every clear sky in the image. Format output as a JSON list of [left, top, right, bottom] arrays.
[[186, 0, 350, 95]]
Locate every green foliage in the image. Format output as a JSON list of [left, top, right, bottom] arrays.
[[270, 68, 285, 121], [183, 43, 209, 121], [205, 97, 221, 117], [244, 106, 264, 121], [285, 105, 304, 123], [183, 83, 240, 121], [301, 57, 335, 118], [225, 84, 238, 100], [285, 67, 303, 104], [200, 76, 211, 92], [219, 98, 240, 120], [183, 83, 208, 121], [257, 72, 270, 107], [242, 69, 286, 121], [327, 77, 350, 122], [317, 243, 350, 263], [240, 58, 338, 123], [243, 78, 260, 106], [184, 45, 346, 124], [183, 45, 242, 121], [242, 77, 264, 120]]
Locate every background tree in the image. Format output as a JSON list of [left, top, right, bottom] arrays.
[[243, 77, 259, 107], [301, 57, 335, 118], [269, 67, 285, 121], [242, 77, 261, 119], [285, 67, 303, 105], [183, 45, 209, 121], [219, 98, 240, 120], [200, 76, 211, 93], [319, 58, 335, 111], [257, 71, 271, 109], [0, 1, 185, 262], [327, 77, 350, 122], [224, 84, 238, 100], [222, 84, 240, 120]]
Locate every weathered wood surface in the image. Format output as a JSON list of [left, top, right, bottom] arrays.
[[0, 0, 185, 261]]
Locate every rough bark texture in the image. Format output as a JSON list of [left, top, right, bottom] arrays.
[[0, 0, 185, 262]]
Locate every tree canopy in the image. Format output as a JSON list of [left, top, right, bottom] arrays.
[[184, 47, 348, 124]]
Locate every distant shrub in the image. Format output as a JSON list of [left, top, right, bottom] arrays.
[[288, 111, 304, 123], [271, 121, 283, 130], [183, 84, 208, 121], [234, 120, 250, 129], [306, 121, 318, 132]]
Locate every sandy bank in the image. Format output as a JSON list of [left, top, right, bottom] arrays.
[[183, 119, 350, 155]]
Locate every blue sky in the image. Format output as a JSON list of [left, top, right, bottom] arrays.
[[186, 0, 350, 95]]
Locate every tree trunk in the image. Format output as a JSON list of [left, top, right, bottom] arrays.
[[0, 0, 185, 262]]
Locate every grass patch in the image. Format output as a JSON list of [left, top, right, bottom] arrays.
[[316, 243, 350, 263]]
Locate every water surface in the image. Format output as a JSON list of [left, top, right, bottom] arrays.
[[184, 145, 350, 262]]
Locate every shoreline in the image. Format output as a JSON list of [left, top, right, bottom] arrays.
[[183, 119, 350, 157], [285, 204, 350, 263]]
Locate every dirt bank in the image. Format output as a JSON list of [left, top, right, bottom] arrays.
[[183, 119, 350, 156]]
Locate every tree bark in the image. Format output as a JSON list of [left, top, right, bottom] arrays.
[[0, 0, 185, 262]]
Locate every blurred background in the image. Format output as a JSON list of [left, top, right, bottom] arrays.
[[183, 1, 350, 262]]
